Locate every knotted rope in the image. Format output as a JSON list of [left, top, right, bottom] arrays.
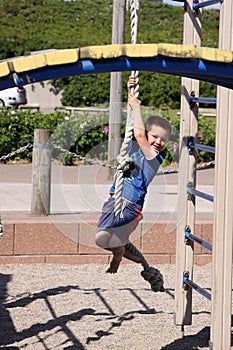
[[114, 110, 134, 216], [114, 0, 140, 216], [127, 0, 140, 98], [125, 242, 165, 292], [114, 2, 165, 292]]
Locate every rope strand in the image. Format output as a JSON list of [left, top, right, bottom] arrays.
[[114, 0, 140, 216]]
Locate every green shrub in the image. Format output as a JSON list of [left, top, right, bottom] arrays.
[[52, 112, 110, 165], [0, 109, 216, 167], [0, 109, 64, 161], [161, 113, 216, 165]]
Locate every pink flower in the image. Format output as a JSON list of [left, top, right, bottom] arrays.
[[173, 143, 179, 153], [197, 132, 202, 139], [104, 126, 109, 135]]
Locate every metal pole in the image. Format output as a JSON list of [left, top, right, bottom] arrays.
[[108, 0, 126, 178], [190, 96, 217, 104], [193, 0, 221, 11]]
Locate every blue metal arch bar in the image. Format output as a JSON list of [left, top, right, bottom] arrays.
[[0, 56, 233, 90]]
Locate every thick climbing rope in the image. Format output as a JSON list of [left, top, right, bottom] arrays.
[[114, 0, 140, 217], [113, 1, 165, 292], [125, 242, 165, 292]]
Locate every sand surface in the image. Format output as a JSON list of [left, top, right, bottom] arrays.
[[0, 263, 219, 350]]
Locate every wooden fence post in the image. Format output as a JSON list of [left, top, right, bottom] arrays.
[[31, 129, 52, 216]]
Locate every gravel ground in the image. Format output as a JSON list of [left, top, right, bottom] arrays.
[[0, 263, 224, 350]]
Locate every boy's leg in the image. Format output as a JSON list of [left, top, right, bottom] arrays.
[[95, 230, 125, 274], [106, 245, 125, 274]]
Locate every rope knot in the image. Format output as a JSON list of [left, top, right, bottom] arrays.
[[141, 266, 165, 292], [116, 155, 134, 173]]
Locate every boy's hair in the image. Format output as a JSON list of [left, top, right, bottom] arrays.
[[145, 115, 173, 136]]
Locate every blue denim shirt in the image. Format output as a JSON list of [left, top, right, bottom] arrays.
[[110, 139, 163, 207]]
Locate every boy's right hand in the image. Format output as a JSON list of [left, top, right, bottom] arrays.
[[127, 76, 136, 93]]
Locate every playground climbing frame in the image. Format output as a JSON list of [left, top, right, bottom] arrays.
[[174, 1, 233, 349]]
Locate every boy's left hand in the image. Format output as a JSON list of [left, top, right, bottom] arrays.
[[128, 93, 141, 106]]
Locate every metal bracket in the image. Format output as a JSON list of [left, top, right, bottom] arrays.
[[189, 90, 196, 109], [187, 136, 195, 155], [183, 271, 189, 290], [187, 181, 195, 201], [184, 225, 191, 245]]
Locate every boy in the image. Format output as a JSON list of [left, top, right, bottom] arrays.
[[95, 76, 172, 283]]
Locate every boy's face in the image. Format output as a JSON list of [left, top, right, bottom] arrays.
[[147, 124, 169, 153]]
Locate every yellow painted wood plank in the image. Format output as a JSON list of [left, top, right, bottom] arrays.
[[80, 44, 123, 59], [158, 43, 196, 58], [11, 54, 47, 73], [196, 47, 233, 63], [2, 44, 232, 76], [0, 61, 10, 77], [45, 49, 79, 65], [80, 44, 159, 59], [80, 44, 232, 63], [124, 44, 158, 57]]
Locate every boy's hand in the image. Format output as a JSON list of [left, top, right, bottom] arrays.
[[127, 76, 136, 93], [128, 93, 141, 106]]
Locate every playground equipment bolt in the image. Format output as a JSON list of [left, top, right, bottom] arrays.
[[184, 225, 191, 245], [187, 136, 195, 155], [187, 182, 195, 201], [192, 0, 199, 15], [189, 90, 196, 109], [183, 271, 190, 290], [0, 220, 3, 239]]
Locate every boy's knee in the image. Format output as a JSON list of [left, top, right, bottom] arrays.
[[95, 230, 111, 249]]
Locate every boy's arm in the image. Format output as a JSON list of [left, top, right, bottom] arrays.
[[127, 78, 157, 160]]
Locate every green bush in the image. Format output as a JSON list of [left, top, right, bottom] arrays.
[[195, 115, 216, 163], [162, 113, 216, 165], [52, 112, 110, 165], [0, 109, 216, 167], [0, 109, 64, 161]]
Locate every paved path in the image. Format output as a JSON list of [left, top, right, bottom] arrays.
[[0, 164, 214, 220]]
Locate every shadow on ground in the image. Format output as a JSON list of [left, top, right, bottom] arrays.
[[0, 274, 160, 349], [0, 273, 232, 350]]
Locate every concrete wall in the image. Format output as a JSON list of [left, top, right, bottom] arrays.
[[25, 81, 63, 114]]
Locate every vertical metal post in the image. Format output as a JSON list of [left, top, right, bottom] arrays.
[[175, 0, 202, 328], [108, 0, 126, 178], [31, 129, 52, 216], [210, 1, 233, 349]]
